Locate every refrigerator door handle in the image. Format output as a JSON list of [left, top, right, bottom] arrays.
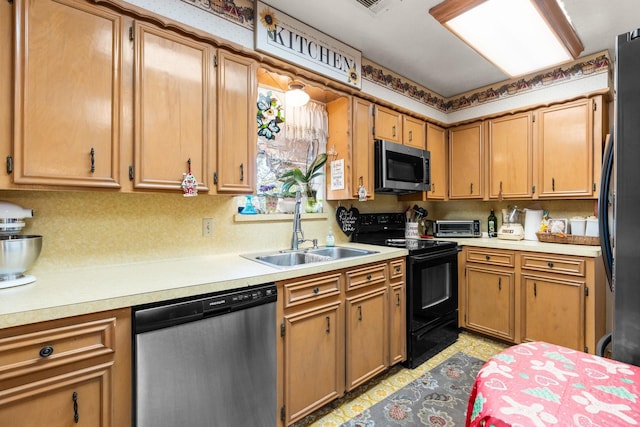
[[598, 133, 614, 290]]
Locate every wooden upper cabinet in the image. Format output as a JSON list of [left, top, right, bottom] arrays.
[[132, 21, 213, 192], [487, 112, 533, 199], [374, 105, 402, 143], [449, 121, 484, 199], [403, 116, 426, 149], [352, 98, 375, 200], [215, 50, 257, 194], [426, 123, 447, 200], [536, 97, 598, 198], [12, 0, 121, 188]]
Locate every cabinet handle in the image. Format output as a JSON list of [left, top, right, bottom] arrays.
[[313, 287, 319, 294], [432, 182, 435, 193], [6, 155, 13, 175], [395, 266, 401, 273], [358, 305, 363, 321], [408, 130, 413, 141], [89, 147, 95, 173], [548, 261, 554, 268], [392, 125, 396, 138], [499, 181, 503, 200], [534, 282, 537, 297], [396, 293, 401, 306], [485, 255, 491, 261], [359, 176, 364, 186], [498, 277, 502, 291], [552, 177, 555, 191], [325, 316, 330, 333], [72, 391, 79, 423], [366, 274, 372, 281], [470, 182, 473, 194], [39, 345, 54, 358], [240, 163, 244, 181]]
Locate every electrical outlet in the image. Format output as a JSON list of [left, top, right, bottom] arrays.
[[202, 218, 213, 237]]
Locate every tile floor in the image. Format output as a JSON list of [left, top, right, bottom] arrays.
[[294, 331, 509, 427]]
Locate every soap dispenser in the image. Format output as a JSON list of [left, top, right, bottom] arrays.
[[326, 230, 335, 247]]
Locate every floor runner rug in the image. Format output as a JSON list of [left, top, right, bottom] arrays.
[[340, 352, 484, 427]]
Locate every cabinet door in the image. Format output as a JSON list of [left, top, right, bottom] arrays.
[[522, 275, 585, 351], [449, 122, 483, 199], [283, 301, 343, 425], [0, 363, 113, 426], [426, 123, 447, 200], [133, 21, 212, 191], [403, 116, 425, 149], [488, 112, 533, 199], [345, 287, 388, 391], [352, 97, 374, 200], [374, 105, 402, 143], [537, 98, 594, 198], [216, 50, 256, 194], [13, 0, 121, 188], [465, 265, 515, 341]]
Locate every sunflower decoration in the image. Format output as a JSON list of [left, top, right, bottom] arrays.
[[348, 66, 360, 85], [260, 7, 279, 35], [257, 90, 284, 140]]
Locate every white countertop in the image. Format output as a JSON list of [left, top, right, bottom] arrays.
[[0, 244, 407, 329], [0, 238, 601, 329]]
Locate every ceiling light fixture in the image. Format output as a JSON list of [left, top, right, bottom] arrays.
[[429, 0, 583, 77], [286, 81, 310, 107]]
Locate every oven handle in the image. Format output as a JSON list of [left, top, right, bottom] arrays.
[[409, 246, 461, 262]]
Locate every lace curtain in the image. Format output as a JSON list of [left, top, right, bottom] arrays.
[[256, 88, 329, 201]]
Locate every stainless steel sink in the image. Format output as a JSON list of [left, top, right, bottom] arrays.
[[242, 246, 379, 269]]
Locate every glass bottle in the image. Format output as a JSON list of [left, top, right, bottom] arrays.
[[488, 209, 497, 237]]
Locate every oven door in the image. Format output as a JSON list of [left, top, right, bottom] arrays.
[[407, 247, 459, 324]]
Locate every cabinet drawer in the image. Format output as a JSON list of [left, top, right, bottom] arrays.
[[283, 273, 342, 309], [346, 263, 387, 291], [466, 249, 515, 267], [521, 253, 585, 277], [0, 317, 116, 381], [389, 259, 405, 281]]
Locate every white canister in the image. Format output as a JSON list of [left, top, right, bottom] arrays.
[[585, 217, 599, 237], [405, 222, 419, 239], [523, 209, 543, 240], [570, 218, 586, 236]]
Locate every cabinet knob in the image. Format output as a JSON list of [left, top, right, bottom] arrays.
[[395, 266, 401, 273], [366, 274, 372, 280], [485, 255, 491, 261], [313, 287, 319, 294], [39, 345, 54, 358], [548, 261, 554, 268]]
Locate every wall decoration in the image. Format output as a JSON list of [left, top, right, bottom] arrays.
[[256, 90, 284, 140], [255, 1, 362, 89], [336, 206, 359, 237]]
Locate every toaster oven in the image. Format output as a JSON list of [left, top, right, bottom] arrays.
[[433, 220, 481, 238]]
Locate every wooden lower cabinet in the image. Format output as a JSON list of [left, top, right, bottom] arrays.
[[460, 247, 606, 354], [0, 308, 131, 427], [277, 258, 405, 426]]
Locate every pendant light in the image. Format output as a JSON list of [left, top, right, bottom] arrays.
[[286, 81, 310, 107]]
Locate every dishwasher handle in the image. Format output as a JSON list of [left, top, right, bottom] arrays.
[[134, 300, 203, 334]]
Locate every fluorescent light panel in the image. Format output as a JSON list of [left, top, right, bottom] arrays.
[[430, 0, 583, 77]]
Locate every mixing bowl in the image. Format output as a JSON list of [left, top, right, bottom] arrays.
[[0, 235, 42, 279]]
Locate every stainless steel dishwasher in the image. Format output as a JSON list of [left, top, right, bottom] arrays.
[[132, 283, 277, 427]]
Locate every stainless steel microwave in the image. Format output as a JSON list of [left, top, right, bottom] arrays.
[[434, 220, 481, 238], [374, 139, 430, 194]]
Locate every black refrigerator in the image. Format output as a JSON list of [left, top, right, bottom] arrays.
[[598, 29, 640, 365]]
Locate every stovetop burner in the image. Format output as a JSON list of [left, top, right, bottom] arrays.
[[351, 213, 458, 255]]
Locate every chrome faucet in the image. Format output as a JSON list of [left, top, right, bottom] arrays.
[[291, 190, 317, 250]]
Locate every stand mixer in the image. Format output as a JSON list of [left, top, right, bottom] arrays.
[[498, 206, 524, 240]]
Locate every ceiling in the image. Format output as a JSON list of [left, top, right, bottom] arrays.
[[260, 0, 639, 98]]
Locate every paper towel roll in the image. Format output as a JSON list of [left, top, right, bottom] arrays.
[[524, 209, 544, 240]]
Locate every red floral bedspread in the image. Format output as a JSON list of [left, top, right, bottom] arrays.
[[466, 341, 640, 426]]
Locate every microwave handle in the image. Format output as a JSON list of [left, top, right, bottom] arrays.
[[423, 157, 428, 186]]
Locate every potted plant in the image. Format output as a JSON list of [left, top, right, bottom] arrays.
[[279, 153, 328, 213]]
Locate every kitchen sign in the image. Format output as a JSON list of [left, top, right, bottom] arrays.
[[255, 1, 362, 89]]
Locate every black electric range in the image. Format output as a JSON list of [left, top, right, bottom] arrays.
[[351, 212, 458, 254]]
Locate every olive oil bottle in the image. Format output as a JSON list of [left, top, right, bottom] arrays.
[[488, 209, 497, 237]]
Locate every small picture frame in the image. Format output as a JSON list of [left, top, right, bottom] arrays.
[[548, 218, 568, 234]]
